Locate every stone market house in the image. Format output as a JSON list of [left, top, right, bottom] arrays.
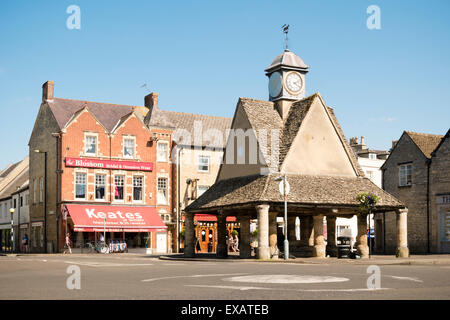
[[379, 130, 450, 254], [29, 81, 170, 253], [185, 49, 408, 259]]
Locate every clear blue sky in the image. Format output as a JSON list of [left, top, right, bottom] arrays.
[[1, 0, 449, 168]]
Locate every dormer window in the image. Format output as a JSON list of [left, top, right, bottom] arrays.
[[85, 134, 97, 156], [369, 153, 377, 160], [123, 137, 135, 158]]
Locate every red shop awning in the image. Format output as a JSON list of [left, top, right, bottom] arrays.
[[64, 204, 167, 233], [194, 214, 236, 222]]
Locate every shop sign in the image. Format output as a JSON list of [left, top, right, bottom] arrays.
[[65, 157, 153, 172]]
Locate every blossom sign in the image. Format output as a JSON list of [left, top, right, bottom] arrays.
[[65, 157, 153, 171]]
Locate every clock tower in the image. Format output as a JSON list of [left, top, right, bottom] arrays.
[[265, 49, 309, 119]]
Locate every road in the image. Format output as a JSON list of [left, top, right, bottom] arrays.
[[1, 254, 450, 300]]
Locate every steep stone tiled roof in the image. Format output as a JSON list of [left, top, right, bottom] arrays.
[[405, 131, 444, 159], [0, 162, 29, 200], [279, 94, 317, 166], [186, 173, 404, 212]]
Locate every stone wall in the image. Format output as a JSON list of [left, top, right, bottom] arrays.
[[382, 134, 429, 253], [430, 134, 450, 253]]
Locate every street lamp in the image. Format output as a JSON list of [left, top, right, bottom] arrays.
[[275, 175, 289, 260], [9, 208, 15, 253], [34, 149, 47, 253]]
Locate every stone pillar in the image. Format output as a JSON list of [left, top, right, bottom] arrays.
[[326, 216, 337, 257], [356, 213, 369, 259], [312, 214, 325, 258], [256, 204, 270, 260], [396, 208, 409, 258], [184, 212, 195, 257], [300, 216, 314, 246], [269, 211, 278, 258], [238, 215, 251, 258], [216, 212, 228, 258]]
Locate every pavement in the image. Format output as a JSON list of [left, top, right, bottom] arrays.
[[1, 253, 450, 300], [159, 253, 450, 266]]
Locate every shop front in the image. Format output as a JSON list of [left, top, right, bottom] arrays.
[[182, 214, 238, 253], [63, 204, 167, 254]]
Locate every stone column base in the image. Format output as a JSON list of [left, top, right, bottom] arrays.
[[357, 244, 369, 259], [312, 244, 326, 258], [396, 246, 409, 258], [258, 246, 270, 260]]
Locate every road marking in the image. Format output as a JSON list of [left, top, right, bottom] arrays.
[[142, 273, 249, 282], [185, 285, 389, 292], [387, 276, 423, 283], [64, 261, 153, 267], [225, 274, 349, 284]]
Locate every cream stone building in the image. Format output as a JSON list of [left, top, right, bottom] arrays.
[[144, 93, 232, 252], [185, 49, 408, 259]]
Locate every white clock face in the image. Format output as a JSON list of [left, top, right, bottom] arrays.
[[268, 72, 282, 98], [285, 72, 302, 94]]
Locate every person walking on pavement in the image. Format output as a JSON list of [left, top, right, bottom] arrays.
[[64, 233, 72, 254]]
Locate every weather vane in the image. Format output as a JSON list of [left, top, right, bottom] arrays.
[[282, 24, 289, 50], [140, 83, 151, 93]]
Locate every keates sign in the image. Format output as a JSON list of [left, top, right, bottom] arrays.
[[63, 204, 166, 232], [65, 157, 153, 171]]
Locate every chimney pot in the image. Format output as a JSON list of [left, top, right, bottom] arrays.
[[42, 81, 54, 102], [360, 136, 365, 145], [144, 92, 158, 109]]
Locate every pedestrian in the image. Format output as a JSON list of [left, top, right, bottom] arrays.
[[64, 233, 72, 254], [195, 237, 201, 253], [21, 234, 29, 253], [100, 233, 105, 244], [233, 234, 240, 252], [228, 235, 234, 252]]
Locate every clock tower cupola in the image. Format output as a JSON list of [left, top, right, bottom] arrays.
[[265, 27, 309, 120]]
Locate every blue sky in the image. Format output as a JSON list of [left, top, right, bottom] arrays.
[[0, 0, 449, 168]]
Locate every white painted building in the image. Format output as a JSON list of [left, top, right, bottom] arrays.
[[336, 137, 389, 247]]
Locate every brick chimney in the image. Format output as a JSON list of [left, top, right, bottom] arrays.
[[42, 80, 54, 102], [144, 92, 158, 109]]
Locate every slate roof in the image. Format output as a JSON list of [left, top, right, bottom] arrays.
[[0, 166, 29, 200], [405, 131, 444, 159], [265, 49, 309, 72], [148, 106, 233, 148], [186, 173, 404, 212], [0, 161, 21, 179], [48, 98, 136, 132], [46, 97, 233, 148]]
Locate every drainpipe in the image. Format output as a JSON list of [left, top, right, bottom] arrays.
[[381, 168, 386, 254], [426, 158, 431, 253], [176, 145, 182, 253]]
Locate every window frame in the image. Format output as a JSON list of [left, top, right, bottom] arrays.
[[157, 177, 168, 205], [94, 174, 106, 201], [198, 155, 210, 173], [113, 175, 125, 202], [132, 175, 144, 203], [399, 163, 412, 187], [197, 185, 209, 198], [84, 132, 98, 156], [123, 136, 136, 159], [39, 177, 43, 203], [157, 141, 169, 162], [75, 172, 87, 200]]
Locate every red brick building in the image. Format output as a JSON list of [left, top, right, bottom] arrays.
[[29, 81, 173, 253]]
